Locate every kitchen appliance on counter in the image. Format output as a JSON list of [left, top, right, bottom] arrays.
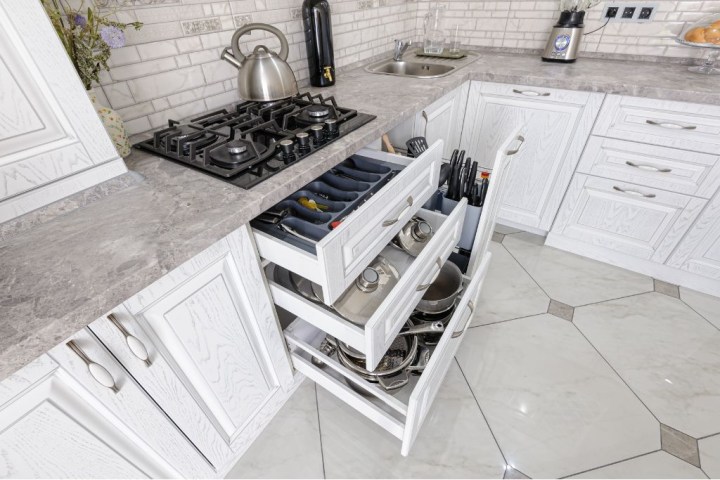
[[134, 93, 375, 189], [542, 0, 592, 63], [302, 0, 335, 87], [221, 23, 298, 102]]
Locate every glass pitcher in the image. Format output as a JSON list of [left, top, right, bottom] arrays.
[[423, 4, 446, 54]]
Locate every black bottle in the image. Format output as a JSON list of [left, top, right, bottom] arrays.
[[302, 0, 335, 87]]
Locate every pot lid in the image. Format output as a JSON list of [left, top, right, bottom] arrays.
[[332, 256, 400, 326]]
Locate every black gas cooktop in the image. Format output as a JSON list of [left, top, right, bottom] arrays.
[[134, 92, 376, 189]]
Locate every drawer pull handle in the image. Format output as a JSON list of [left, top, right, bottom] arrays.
[[646, 119, 697, 130], [66, 340, 119, 393], [512, 89, 550, 97], [506, 135, 525, 156], [625, 161, 672, 173], [416, 257, 443, 291], [613, 185, 656, 198], [107, 313, 152, 366], [451, 301, 475, 338], [382, 196, 414, 227]]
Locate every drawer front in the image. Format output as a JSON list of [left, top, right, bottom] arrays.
[[479, 81, 593, 106], [552, 174, 707, 263], [593, 95, 720, 154], [320, 142, 442, 303], [270, 201, 467, 372], [401, 254, 490, 456], [577, 136, 720, 198]]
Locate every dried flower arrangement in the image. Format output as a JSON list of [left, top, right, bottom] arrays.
[[41, 0, 142, 90]]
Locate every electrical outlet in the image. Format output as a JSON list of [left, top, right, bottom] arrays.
[[601, 2, 657, 22]]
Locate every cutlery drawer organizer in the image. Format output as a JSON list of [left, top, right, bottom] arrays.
[[253, 141, 443, 306], [268, 201, 467, 371], [283, 253, 490, 456]]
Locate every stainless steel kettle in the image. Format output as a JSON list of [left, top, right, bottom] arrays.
[[221, 23, 299, 102]]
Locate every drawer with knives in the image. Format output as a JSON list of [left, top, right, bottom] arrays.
[[252, 141, 442, 306], [577, 136, 720, 199], [593, 94, 720, 154], [266, 200, 467, 372]]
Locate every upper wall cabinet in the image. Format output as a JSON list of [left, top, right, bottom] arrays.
[[0, 1, 126, 223], [460, 82, 603, 232]]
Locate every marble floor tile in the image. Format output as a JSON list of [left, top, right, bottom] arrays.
[[699, 434, 720, 478], [661, 424, 700, 467], [495, 224, 524, 235], [472, 242, 550, 326], [571, 451, 706, 479], [226, 381, 324, 479], [317, 362, 506, 479], [456, 314, 659, 479], [502, 233, 654, 307], [680, 287, 720, 330], [575, 292, 720, 439]]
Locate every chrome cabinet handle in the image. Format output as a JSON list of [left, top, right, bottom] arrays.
[[506, 135, 525, 156], [416, 257, 443, 291], [512, 88, 550, 97], [613, 185, 656, 198], [451, 301, 475, 338], [107, 313, 152, 366], [382, 196, 413, 227], [66, 340, 119, 393], [625, 161, 672, 173], [646, 119, 697, 130]]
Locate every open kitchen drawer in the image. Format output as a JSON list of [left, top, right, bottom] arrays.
[[252, 141, 443, 306], [268, 201, 466, 371], [284, 253, 490, 456]]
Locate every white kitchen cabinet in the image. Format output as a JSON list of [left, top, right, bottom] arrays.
[[413, 82, 470, 159], [119, 226, 295, 475], [550, 174, 707, 263], [0, 0, 126, 224], [460, 82, 604, 232], [667, 193, 720, 282]]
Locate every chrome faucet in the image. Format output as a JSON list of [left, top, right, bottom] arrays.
[[393, 39, 412, 61]]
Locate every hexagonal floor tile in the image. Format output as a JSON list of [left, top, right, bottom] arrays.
[[456, 314, 659, 478], [317, 362, 506, 479], [472, 242, 550, 326], [502, 233, 653, 307], [699, 434, 720, 478], [575, 292, 720, 439], [571, 451, 705, 478], [680, 287, 720, 330]]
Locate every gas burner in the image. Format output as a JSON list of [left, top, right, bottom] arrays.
[[210, 139, 269, 169], [157, 125, 218, 156], [294, 104, 337, 126]]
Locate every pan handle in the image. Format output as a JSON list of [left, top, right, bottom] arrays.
[[416, 257, 443, 291]]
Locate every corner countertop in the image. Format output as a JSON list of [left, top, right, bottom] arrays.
[[1, 51, 718, 381]]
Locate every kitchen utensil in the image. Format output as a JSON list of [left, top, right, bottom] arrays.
[[478, 172, 490, 207], [438, 163, 451, 188], [407, 343, 431, 373], [257, 208, 290, 224], [221, 23, 299, 101], [381, 134, 396, 153], [398, 321, 444, 337], [406, 137, 429, 157], [416, 260, 464, 314], [423, 3, 446, 54], [465, 161, 478, 198], [332, 256, 400, 326], [393, 216, 434, 256], [312, 336, 337, 368], [302, 0, 335, 87], [410, 306, 455, 346], [449, 25, 461, 54], [278, 223, 318, 243], [298, 196, 329, 212]]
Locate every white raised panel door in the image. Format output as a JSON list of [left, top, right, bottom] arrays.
[[0, 1, 126, 223], [124, 226, 294, 462], [551, 174, 707, 263], [460, 82, 603, 231], [414, 82, 469, 159], [667, 193, 720, 280]]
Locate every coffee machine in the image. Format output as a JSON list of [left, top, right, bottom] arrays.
[[542, 8, 585, 63]]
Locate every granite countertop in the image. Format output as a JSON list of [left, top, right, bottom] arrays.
[[1, 51, 718, 381]]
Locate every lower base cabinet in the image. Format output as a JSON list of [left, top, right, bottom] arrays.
[[667, 193, 720, 282]]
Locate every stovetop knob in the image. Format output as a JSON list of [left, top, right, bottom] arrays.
[[279, 139, 295, 163], [310, 124, 325, 144], [296, 132, 310, 152], [324, 118, 339, 138]]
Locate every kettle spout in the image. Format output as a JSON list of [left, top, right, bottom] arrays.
[[221, 47, 242, 69]]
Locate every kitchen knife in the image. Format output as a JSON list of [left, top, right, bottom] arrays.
[[465, 161, 478, 199], [478, 177, 489, 207]]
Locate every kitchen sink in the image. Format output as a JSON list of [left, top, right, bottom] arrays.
[[366, 60, 456, 78]]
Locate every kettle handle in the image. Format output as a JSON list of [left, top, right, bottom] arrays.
[[230, 23, 290, 63]]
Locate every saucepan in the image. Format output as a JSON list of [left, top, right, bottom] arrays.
[[416, 260, 464, 314]]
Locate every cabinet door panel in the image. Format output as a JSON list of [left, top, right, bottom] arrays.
[[414, 82, 469, 159], [460, 82, 602, 231], [667, 194, 720, 280]]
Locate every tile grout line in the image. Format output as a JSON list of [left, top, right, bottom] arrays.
[[557, 449, 663, 479], [499, 242, 553, 301], [677, 297, 720, 334], [453, 357, 513, 474], [468, 312, 548, 330], [314, 382, 328, 479]]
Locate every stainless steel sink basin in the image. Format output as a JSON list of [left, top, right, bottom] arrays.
[[366, 60, 456, 78]]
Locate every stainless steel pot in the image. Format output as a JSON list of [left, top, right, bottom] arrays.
[[416, 260, 463, 314], [393, 216, 434, 257], [221, 23, 299, 101]]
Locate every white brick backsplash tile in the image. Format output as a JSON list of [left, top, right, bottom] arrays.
[[128, 66, 206, 102], [147, 99, 207, 128], [204, 90, 240, 110], [201, 60, 238, 83], [182, 17, 223, 35], [92, 87, 110, 108], [136, 40, 180, 61], [166, 83, 226, 107], [231, 0, 256, 12], [152, 98, 171, 111], [189, 48, 221, 64], [116, 102, 156, 120], [176, 36, 204, 53], [108, 46, 141, 68], [176, 54, 192, 67], [124, 116, 152, 136], [125, 22, 184, 45], [103, 82, 136, 109], [110, 57, 177, 81]]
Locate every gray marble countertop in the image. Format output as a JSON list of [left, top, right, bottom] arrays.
[[1, 51, 718, 381]]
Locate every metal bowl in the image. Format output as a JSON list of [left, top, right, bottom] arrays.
[[416, 260, 463, 314]]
